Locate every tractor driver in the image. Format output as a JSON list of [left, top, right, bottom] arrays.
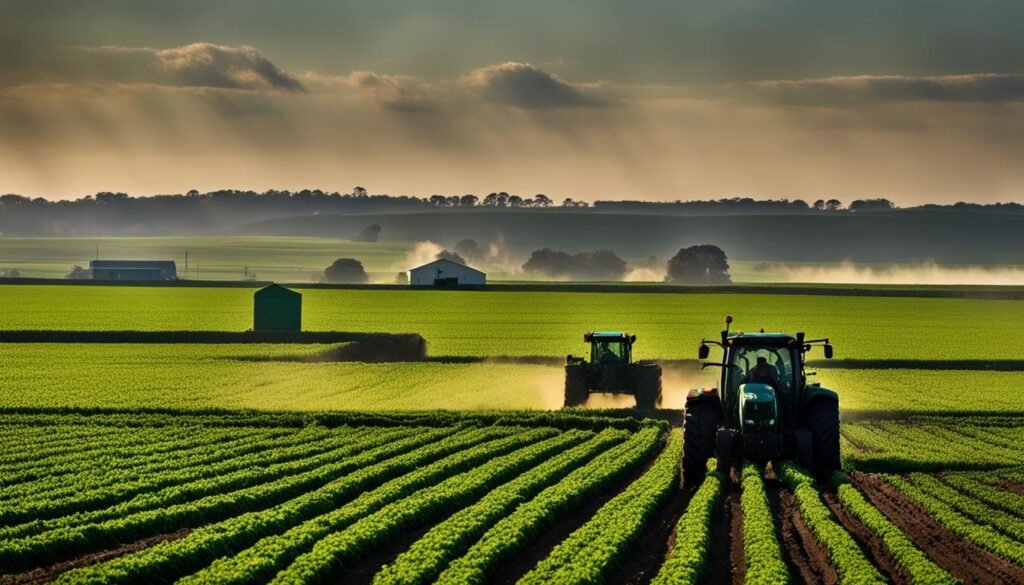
[[596, 342, 622, 364], [744, 356, 780, 389]]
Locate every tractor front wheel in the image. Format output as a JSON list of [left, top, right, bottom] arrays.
[[633, 364, 662, 410], [564, 365, 589, 407], [683, 399, 721, 485], [806, 398, 841, 480]]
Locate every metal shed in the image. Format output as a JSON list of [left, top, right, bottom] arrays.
[[253, 284, 301, 332], [408, 258, 486, 287]]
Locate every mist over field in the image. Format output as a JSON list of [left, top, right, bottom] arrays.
[[759, 261, 1024, 286]]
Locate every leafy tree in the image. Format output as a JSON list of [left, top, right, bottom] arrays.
[[849, 198, 895, 212], [825, 199, 843, 211], [65, 265, 89, 279], [459, 194, 478, 207], [812, 199, 825, 211], [533, 194, 553, 207], [395, 271, 409, 284], [522, 248, 627, 280], [665, 245, 731, 284], [352, 186, 368, 198], [323, 258, 368, 284]]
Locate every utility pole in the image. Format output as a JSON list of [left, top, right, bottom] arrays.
[[184, 250, 189, 279]]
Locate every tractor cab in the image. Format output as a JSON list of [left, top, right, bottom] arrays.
[[587, 332, 634, 366], [684, 316, 840, 483], [564, 332, 661, 409]]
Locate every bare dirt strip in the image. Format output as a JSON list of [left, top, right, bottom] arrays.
[[765, 473, 838, 585], [0, 528, 192, 585], [821, 490, 908, 584], [997, 479, 1024, 497], [850, 471, 1024, 584], [491, 439, 666, 585], [606, 475, 688, 585]]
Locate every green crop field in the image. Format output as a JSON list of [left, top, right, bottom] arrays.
[[0, 281, 1022, 583], [0, 343, 1021, 417], [0, 237, 410, 281], [3, 284, 1023, 359]]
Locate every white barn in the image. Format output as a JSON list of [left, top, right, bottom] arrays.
[[409, 258, 486, 287]]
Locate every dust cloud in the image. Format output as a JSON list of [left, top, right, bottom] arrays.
[[764, 261, 1024, 286], [529, 361, 716, 411], [400, 241, 445, 270], [623, 267, 666, 282]]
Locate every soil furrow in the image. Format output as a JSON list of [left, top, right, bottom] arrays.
[[850, 471, 1024, 585], [821, 490, 908, 585], [767, 474, 838, 585], [605, 474, 687, 585], [489, 437, 666, 585], [0, 529, 191, 585]]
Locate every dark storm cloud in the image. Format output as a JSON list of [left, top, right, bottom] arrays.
[[85, 43, 305, 92], [744, 74, 1024, 105], [463, 62, 609, 108]]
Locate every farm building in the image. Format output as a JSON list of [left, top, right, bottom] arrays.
[[89, 260, 177, 281], [409, 258, 486, 287], [253, 284, 302, 331]]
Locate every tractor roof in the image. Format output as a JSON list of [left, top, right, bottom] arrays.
[[586, 331, 635, 342], [726, 333, 797, 346]]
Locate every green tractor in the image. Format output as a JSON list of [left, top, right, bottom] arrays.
[[683, 316, 839, 483], [565, 332, 662, 409]]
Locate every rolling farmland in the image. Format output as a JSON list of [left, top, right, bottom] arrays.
[[0, 281, 1021, 583]]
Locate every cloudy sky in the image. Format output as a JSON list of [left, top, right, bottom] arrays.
[[2, 0, 1024, 203]]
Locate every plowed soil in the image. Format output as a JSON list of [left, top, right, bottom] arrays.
[[849, 471, 1024, 584], [0, 529, 191, 585], [821, 490, 909, 584], [767, 477, 838, 585]]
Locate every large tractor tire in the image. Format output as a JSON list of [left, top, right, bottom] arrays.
[[564, 365, 589, 407], [683, 399, 721, 485], [805, 398, 841, 480], [632, 364, 662, 410]]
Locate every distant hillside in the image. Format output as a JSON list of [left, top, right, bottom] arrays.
[[241, 209, 1024, 264]]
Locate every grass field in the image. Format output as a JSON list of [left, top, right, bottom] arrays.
[[0, 237, 410, 281], [3, 284, 1023, 359]]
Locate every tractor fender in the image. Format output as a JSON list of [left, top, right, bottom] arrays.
[[686, 387, 721, 406], [801, 383, 838, 409]]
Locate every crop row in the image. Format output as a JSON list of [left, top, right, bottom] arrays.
[[51, 427, 526, 584], [941, 473, 1024, 519], [1, 426, 277, 487], [432, 427, 663, 585], [517, 429, 683, 585], [906, 474, 1024, 543], [0, 427, 352, 516], [831, 474, 955, 584], [372, 428, 628, 585], [739, 464, 789, 585], [264, 429, 591, 585], [885, 474, 1024, 567], [0, 428, 411, 542], [841, 421, 1024, 472], [778, 463, 884, 584], [650, 461, 724, 584], [4, 426, 470, 574]]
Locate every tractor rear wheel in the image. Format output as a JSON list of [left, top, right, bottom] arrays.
[[633, 364, 662, 410], [806, 398, 841, 480], [564, 365, 589, 407], [683, 399, 721, 485]]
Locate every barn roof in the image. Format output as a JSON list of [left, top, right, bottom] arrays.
[[255, 283, 301, 297], [90, 260, 176, 269], [409, 258, 486, 276]]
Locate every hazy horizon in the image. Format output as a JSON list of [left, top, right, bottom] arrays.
[[3, 1, 1024, 204]]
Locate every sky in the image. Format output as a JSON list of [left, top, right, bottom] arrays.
[[2, 0, 1024, 204]]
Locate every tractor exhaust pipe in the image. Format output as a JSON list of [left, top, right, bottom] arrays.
[[720, 315, 733, 345]]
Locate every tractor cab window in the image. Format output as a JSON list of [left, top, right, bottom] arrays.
[[592, 340, 626, 364], [726, 345, 795, 393]]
